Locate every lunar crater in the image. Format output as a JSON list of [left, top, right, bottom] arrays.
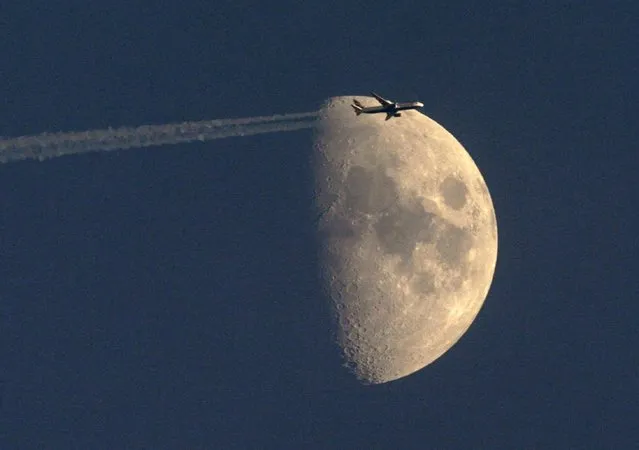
[[440, 175, 468, 210]]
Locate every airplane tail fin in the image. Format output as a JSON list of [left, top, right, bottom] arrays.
[[351, 99, 363, 115]]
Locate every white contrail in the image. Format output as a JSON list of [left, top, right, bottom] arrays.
[[0, 111, 318, 164]]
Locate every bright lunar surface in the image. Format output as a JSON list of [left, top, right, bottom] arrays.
[[313, 96, 498, 384]]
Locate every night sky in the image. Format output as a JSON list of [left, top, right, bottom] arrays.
[[1, 2, 638, 448]]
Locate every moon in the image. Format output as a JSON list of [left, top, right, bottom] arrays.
[[312, 96, 498, 384]]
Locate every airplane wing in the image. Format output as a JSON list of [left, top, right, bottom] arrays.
[[371, 92, 393, 106], [385, 112, 393, 121]]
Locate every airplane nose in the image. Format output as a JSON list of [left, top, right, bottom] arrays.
[[417, 102, 424, 107]]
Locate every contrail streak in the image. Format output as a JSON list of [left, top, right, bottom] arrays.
[[0, 112, 318, 164]]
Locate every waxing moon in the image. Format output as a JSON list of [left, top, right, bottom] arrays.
[[313, 96, 498, 384]]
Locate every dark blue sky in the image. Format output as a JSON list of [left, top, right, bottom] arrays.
[[1, 2, 637, 448]]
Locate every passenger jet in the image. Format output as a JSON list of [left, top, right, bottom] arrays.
[[351, 92, 424, 121]]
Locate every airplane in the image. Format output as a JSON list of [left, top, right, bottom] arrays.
[[351, 92, 424, 121]]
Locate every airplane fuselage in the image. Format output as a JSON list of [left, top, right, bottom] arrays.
[[358, 102, 424, 114], [352, 93, 424, 120]]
